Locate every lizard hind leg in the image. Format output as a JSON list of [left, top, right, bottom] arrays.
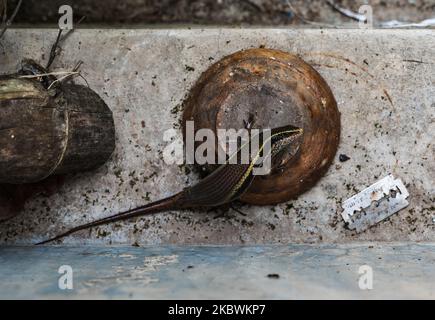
[[211, 203, 233, 219], [211, 202, 248, 219]]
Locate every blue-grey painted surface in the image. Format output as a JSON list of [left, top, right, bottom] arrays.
[[0, 243, 434, 299]]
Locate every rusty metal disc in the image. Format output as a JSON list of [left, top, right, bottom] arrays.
[[183, 48, 340, 205]]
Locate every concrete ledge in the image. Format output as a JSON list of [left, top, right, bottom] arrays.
[[0, 29, 434, 245], [0, 243, 434, 299]]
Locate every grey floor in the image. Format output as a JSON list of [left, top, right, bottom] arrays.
[[0, 244, 434, 299]]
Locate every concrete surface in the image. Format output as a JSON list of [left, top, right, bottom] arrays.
[[0, 243, 434, 299], [0, 28, 434, 245]]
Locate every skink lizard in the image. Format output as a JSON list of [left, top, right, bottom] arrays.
[[37, 124, 303, 244]]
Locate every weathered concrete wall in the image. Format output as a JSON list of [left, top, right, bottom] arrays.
[[0, 29, 434, 245], [1, 244, 434, 299]]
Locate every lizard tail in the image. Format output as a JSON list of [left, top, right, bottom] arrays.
[[36, 193, 184, 245]]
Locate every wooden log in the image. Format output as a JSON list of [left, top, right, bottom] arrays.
[[0, 76, 115, 184]]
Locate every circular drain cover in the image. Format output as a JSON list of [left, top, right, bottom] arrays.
[[183, 48, 340, 205]]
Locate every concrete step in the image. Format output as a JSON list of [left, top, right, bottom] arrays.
[[0, 28, 434, 245], [0, 244, 434, 299]]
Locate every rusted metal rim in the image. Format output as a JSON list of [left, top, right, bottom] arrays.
[[183, 48, 340, 205]]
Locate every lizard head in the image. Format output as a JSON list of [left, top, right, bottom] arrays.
[[269, 124, 304, 172]]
